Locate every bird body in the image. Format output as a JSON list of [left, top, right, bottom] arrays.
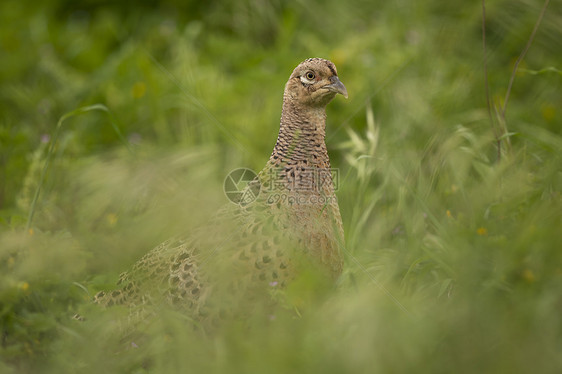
[[95, 58, 347, 323]]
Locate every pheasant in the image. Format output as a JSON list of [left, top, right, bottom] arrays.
[[94, 58, 348, 324]]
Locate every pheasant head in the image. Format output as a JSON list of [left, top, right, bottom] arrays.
[[284, 58, 348, 108], [273, 58, 347, 166]]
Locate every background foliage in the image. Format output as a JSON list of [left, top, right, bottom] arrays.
[[1, 0, 561, 372]]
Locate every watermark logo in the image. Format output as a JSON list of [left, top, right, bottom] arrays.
[[224, 167, 340, 205], [223, 168, 260, 205]]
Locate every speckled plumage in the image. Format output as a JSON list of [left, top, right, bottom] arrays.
[[94, 58, 347, 324]]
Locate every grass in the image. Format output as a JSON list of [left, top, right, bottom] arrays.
[[1, 0, 561, 372]]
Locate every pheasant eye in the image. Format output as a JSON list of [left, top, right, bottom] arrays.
[[305, 72, 315, 80]]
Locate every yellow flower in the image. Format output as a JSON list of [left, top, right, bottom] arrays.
[[476, 227, 487, 236], [446, 210, 452, 218], [21, 282, 30, 291], [541, 104, 555, 122], [107, 213, 118, 226], [522, 269, 535, 283], [132, 82, 146, 99], [28, 228, 34, 236], [330, 49, 347, 66]]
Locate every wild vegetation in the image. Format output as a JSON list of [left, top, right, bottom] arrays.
[[1, 0, 560, 372]]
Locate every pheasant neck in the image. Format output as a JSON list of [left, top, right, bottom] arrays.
[[269, 101, 331, 169]]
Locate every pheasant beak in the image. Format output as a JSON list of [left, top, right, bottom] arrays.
[[324, 76, 348, 99]]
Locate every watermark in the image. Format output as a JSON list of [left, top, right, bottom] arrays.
[[223, 168, 260, 205], [264, 167, 339, 193], [224, 167, 340, 206], [265, 193, 337, 206]]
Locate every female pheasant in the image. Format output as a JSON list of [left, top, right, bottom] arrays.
[[94, 58, 348, 322]]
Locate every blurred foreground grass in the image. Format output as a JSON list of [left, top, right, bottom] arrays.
[[1, 0, 561, 373]]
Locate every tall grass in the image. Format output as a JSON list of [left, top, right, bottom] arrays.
[[1, 0, 561, 372]]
